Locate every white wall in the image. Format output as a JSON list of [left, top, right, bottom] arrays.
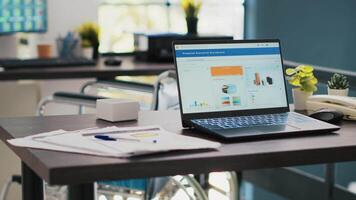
[[39, 0, 99, 56], [36, 0, 99, 114], [0, 0, 100, 58]]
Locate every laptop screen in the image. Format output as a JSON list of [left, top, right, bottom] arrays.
[[174, 41, 288, 114]]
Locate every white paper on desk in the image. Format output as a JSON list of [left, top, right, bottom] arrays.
[[8, 126, 221, 158], [7, 127, 120, 157], [8, 130, 67, 149], [88, 126, 221, 157]]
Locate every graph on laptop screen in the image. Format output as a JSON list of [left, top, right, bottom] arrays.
[[175, 42, 288, 114]]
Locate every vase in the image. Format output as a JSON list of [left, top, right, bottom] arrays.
[[93, 43, 100, 60], [37, 44, 52, 58], [186, 17, 198, 35], [292, 88, 312, 110], [82, 47, 93, 59], [327, 88, 349, 96]]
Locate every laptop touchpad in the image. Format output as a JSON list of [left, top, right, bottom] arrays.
[[220, 125, 300, 137]]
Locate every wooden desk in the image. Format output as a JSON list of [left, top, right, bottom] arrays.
[[0, 111, 356, 200], [0, 56, 174, 80]]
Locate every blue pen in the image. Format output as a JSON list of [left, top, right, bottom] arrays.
[[94, 135, 116, 141], [94, 135, 157, 143]]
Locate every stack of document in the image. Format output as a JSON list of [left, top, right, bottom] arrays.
[[8, 126, 221, 158]]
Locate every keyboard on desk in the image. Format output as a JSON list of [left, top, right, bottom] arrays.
[[191, 113, 291, 130], [0, 57, 96, 70]]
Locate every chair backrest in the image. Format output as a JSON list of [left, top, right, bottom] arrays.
[[151, 70, 179, 111]]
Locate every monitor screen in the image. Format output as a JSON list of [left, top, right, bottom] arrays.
[[174, 41, 288, 114], [0, 0, 47, 34]]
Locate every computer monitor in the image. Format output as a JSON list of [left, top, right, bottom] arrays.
[[0, 0, 47, 34]]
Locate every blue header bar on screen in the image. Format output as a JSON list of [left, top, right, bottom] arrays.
[[175, 47, 280, 58]]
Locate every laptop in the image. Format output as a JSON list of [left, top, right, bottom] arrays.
[[172, 39, 340, 140]]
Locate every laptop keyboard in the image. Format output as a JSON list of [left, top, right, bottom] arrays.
[[192, 113, 290, 129]]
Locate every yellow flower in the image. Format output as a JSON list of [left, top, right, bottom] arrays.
[[181, 0, 202, 18], [77, 22, 99, 47]]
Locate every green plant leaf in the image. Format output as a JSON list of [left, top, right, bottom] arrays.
[[302, 83, 316, 93], [310, 77, 318, 84], [300, 76, 312, 83], [296, 65, 303, 71], [285, 68, 296, 76], [300, 65, 314, 73], [286, 65, 317, 91], [288, 77, 301, 86], [298, 71, 307, 77], [328, 73, 349, 89]]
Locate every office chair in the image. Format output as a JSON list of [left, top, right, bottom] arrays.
[[36, 79, 154, 116], [0, 175, 21, 200], [77, 78, 157, 114]]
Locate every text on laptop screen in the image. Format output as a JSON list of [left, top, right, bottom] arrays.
[[175, 42, 288, 114]]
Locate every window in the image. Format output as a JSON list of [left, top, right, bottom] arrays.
[[98, 0, 245, 53]]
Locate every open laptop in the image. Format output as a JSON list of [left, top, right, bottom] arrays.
[[172, 39, 340, 140]]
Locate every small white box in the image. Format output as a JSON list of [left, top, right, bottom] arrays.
[[96, 99, 140, 122]]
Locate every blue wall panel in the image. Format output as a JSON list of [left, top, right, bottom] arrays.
[[245, 0, 356, 71], [244, 1, 356, 199]]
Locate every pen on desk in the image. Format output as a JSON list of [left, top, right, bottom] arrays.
[[82, 127, 160, 136], [94, 135, 116, 141], [94, 135, 157, 143]]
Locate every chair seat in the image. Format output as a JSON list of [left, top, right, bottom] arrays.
[[95, 80, 154, 94]]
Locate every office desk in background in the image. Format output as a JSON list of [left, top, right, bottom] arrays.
[[0, 56, 174, 81], [0, 110, 356, 200]]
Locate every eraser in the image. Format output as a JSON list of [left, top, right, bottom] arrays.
[[96, 99, 140, 122]]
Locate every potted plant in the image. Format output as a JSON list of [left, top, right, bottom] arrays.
[[327, 73, 349, 96], [77, 22, 99, 59], [80, 40, 94, 59], [181, 0, 202, 35], [286, 65, 318, 110]]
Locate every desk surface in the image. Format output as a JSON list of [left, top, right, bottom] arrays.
[[0, 56, 174, 80], [0, 110, 356, 185]]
